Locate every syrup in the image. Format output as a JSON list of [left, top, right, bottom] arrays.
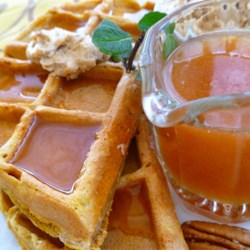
[[11, 115, 100, 193], [0, 68, 47, 102], [157, 32, 250, 204], [109, 181, 155, 239]]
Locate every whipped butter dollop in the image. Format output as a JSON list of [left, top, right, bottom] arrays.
[[26, 27, 107, 79]]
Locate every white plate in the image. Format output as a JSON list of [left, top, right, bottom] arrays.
[[0, 213, 20, 250]]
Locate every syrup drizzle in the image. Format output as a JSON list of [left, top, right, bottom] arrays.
[[11, 115, 100, 193], [109, 181, 156, 239], [0, 70, 47, 102]]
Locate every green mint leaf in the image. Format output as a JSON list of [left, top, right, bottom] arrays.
[[163, 34, 178, 60], [92, 19, 132, 59], [138, 11, 167, 31], [164, 22, 176, 34]]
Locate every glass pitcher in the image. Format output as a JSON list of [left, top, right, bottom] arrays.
[[139, 0, 250, 222]]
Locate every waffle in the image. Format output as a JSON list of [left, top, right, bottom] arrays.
[[0, 58, 142, 248], [102, 116, 188, 250], [0, 116, 188, 250], [3, 0, 105, 60], [0, 0, 188, 249], [3, 0, 154, 60]]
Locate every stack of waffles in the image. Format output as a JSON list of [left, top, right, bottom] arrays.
[[0, 0, 188, 249]]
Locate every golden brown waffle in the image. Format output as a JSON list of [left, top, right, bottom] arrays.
[[0, 116, 188, 250], [0, 58, 141, 249], [102, 116, 188, 250], [0, 0, 188, 249], [3, 0, 154, 60], [3, 0, 105, 60]]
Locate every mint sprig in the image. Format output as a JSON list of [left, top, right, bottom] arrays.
[[164, 22, 176, 34], [163, 34, 178, 59], [163, 22, 178, 59], [92, 12, 178, 72], [138, 11, 167, 31], [92, 20, 132, 59]]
